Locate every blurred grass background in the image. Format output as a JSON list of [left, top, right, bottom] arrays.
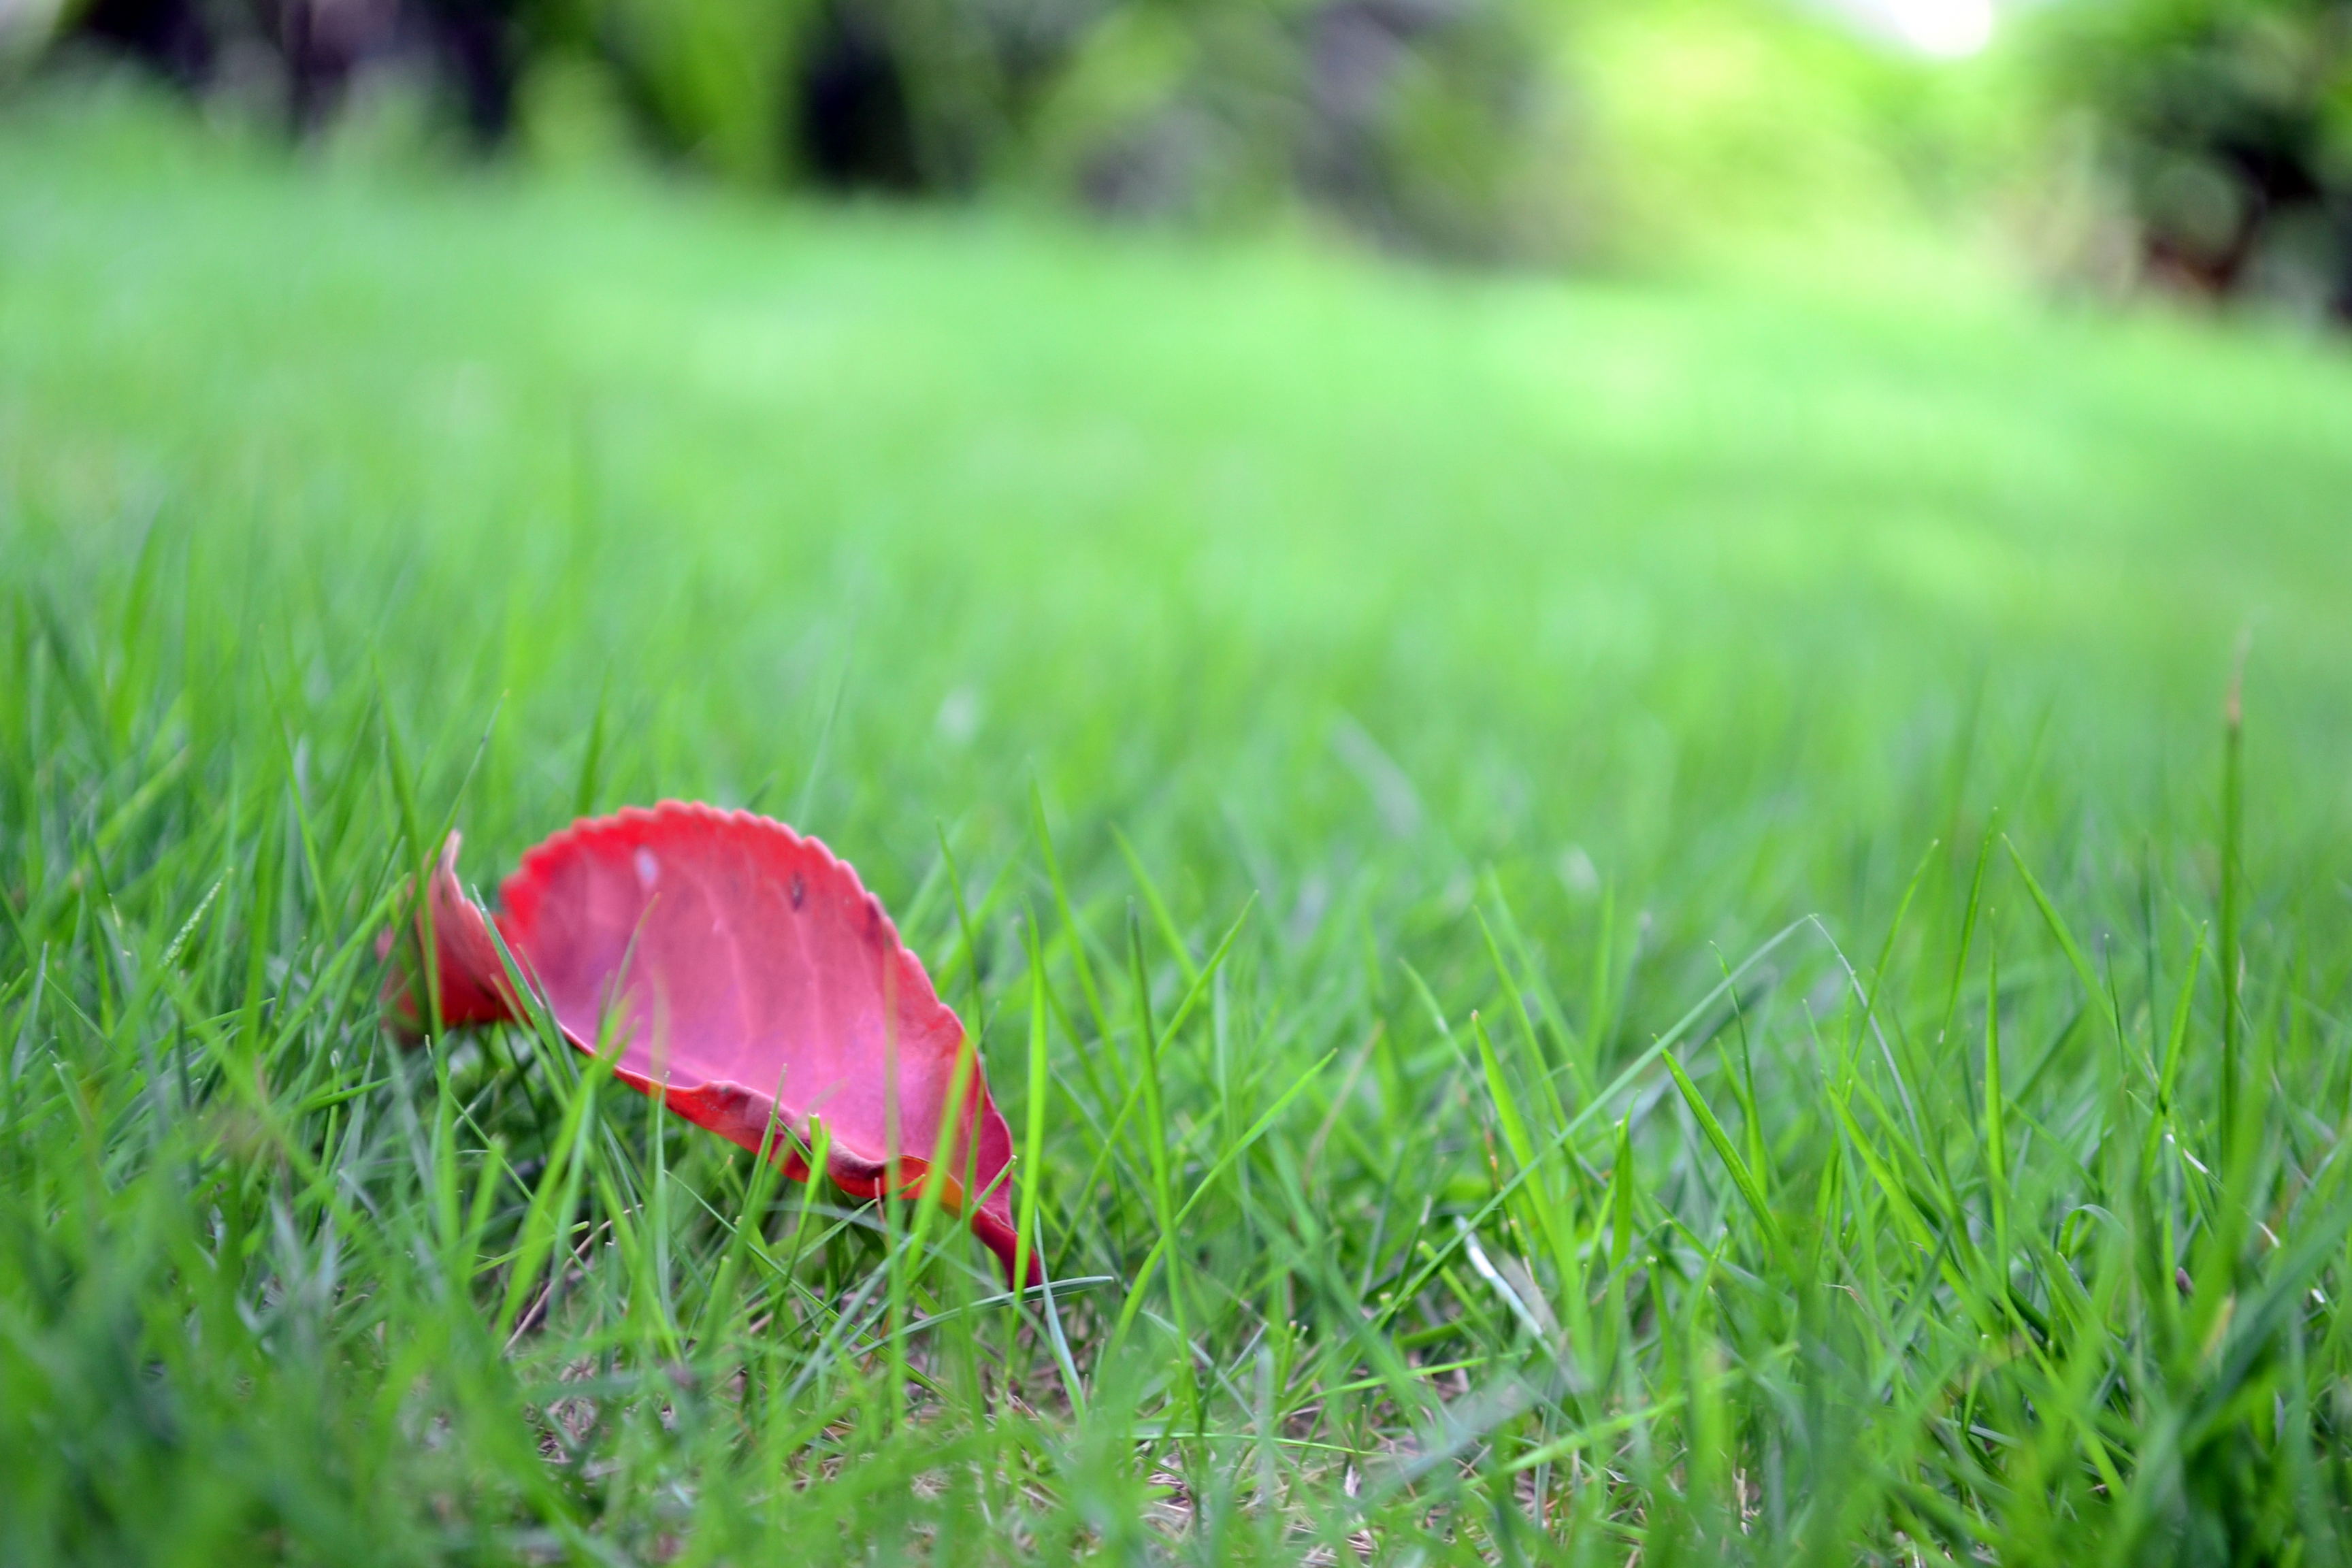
[[5, 1, 2352, 1563]]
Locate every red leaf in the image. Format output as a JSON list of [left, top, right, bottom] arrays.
[[379, 803, 1032, 1286]]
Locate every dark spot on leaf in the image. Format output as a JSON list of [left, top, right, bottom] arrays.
[[789, 872, 805, 909]]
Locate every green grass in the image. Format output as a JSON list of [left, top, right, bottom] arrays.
[[5, 87, 2352, 1565]]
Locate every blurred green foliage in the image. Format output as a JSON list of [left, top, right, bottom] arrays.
[[589, 0, 813, 183], [2040, 0, 2352, 316], [1569, 0, 2027, 257], [528, 0, 2010, 256], [35, 0, 2019, 261], [48, 0, 2352, 305]]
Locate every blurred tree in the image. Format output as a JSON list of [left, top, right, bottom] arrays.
[[1026, 0, 1563, 252], [61, 0, 527, 138], [2043, 0, 2352, 318], [72, 0, 214, 87], [54, 0, 1569, 253], [48, 0, 2034, 270], [797, 0, 924, 188]]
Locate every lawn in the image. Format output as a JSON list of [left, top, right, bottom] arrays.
[[5, 88, 2352, 1564]]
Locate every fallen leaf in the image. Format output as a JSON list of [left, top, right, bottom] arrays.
[[380, 802, 1030, 1284]]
